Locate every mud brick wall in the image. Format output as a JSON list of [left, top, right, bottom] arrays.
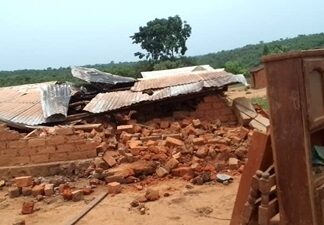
[[191, 95, 237, 123], [0, 125, 98, 167]]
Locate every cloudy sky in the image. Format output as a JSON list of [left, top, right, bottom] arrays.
[[0, 0, 323, 70]]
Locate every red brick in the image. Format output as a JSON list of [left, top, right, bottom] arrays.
[[7, 140, 27, 149], [171, 167, 194, 177], [30, 154, 50, 163], [107, 182, 122, 194], [165, 158, 179, 170], [49, 152, 68, 162], [21, 201, 34, 214], [159, 120, 170, 129], [117, 125, 134, 134], [192, 119, 201, 128], [15, 176, 33, 187], [28, 138, 46, 147], [228, 157, 239, 170], [72, 190, 83, 201], [37, 146, 56, 154], [0, 142, 6, 149], [46, 135, 65, 145], [77, 142, 98, 151], [56, 144, 75, 152], [44, 184, 54, 196], [54, 126, 74, 135], [192, 137, 205, 145], [102, 152, 117, 167], [165, 137, 184, 147], [128, 140, 143, 149], [67, 149, 97, 160], [32, 184, 45, 196]]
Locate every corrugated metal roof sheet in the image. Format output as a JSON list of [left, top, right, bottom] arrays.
[[0, 82, 74, 126], [84, 73, 247, 113], [132, 70, 242, 92], [140, 65, 218, 79], [40, 83, 72, 119], [71, 67, 135, 84]]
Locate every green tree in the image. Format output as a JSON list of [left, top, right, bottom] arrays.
[[131, 15, 192, 61]]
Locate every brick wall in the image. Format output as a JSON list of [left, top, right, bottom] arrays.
[[0, 125, 99, 167], [251, 69, 267, 89], [191, 94, 237, 123]]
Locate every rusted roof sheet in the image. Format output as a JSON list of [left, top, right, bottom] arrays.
[[0, 82, 74, 126], [71, 67, 135, 84], [132, 71, 242, 92], [84, 73, 247, 113], [40, 83, 72, 120]]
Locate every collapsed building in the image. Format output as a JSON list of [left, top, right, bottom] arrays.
[[0, 66, 269, 205]]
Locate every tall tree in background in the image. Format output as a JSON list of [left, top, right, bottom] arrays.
[[131, 15, 192, 61]]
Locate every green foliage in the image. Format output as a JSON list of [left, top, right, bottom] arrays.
[[251, 97, 269, 110], [131, 15, 192, 61], [1, 33, 324, 87], [224, 61, 249, 76]]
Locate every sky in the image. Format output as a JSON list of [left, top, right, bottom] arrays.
[[0, 0, 323, 71]]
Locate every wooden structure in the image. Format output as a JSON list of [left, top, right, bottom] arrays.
[[263, 49, 324, 225], [250, 65, 266, 89]]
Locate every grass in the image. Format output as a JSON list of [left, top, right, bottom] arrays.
[[251, 97, 269, 110]]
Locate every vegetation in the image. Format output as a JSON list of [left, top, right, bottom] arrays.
[[131, 15, 192, 61], [1, 33, 324, 87], [251, 97, 269, 110]]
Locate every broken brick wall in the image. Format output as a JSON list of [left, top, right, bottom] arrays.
[[0, 125, 98, 167], [172, 94, 237, 124]]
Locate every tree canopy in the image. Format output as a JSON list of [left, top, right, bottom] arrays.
[[130, 15, 192, 61]]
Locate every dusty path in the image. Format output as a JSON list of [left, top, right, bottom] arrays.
[[78, 179, 239, 225], [0, 178, 239, 225]]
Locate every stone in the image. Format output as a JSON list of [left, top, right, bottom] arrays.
[[0, 180, 5, 187], [72, 190, 84, 202], [22, 187, 32, 196], [165, 137, 184, 147], [130, 200, 139, 207], [165, 158, 179, 170], [36, 194, 44, 201], [14, 176, 33, 188], [117, 125, 134, 134], [228, 157, 239, 170], [102, 152, 117, 167], [21, 201, 34, 214], [192, 137, 205, 145], [82, 187, 93, 195], [9, 187, 20, 198], [13, 219, 26, 225], [195, 147, 208, 158], [155, 167, 169, 177], [171, 167, 194, 178], [32, 184, 45, 197], [44, 183, 54, 196], [145, 189, 160, 201], [192, 119, 201, 128], [107, 182, 122, 194], [159, 120, 170, 129], [62, 187, 73, 200], [93, 157, 108, 169]]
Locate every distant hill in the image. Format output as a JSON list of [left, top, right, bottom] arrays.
[[1, 33, 324, 87]]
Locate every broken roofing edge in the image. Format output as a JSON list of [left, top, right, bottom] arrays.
[[0, 67, 247, 128], [71, 67, 136, 85]]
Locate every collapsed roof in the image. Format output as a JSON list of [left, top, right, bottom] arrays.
[[0, 67, 247, 127]]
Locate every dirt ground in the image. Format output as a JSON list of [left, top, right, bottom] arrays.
[[0, 177, 240, 225], [226, 85, 266, 100]]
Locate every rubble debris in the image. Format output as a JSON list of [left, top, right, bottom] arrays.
[[233, 97, 258, 125], [107, 182, 122, 194], [9, 187, 20, 198], [0, 180, 5, 187], [72, 190, 84, 202], [249, 114, 270, 133], [14, 176, 33, 188], [13, 219, 26, 225], [144, 189, 160, 202], [21, 201, 35, 214], [216, 173, 233, 184], [22, 187, 32, 196]]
